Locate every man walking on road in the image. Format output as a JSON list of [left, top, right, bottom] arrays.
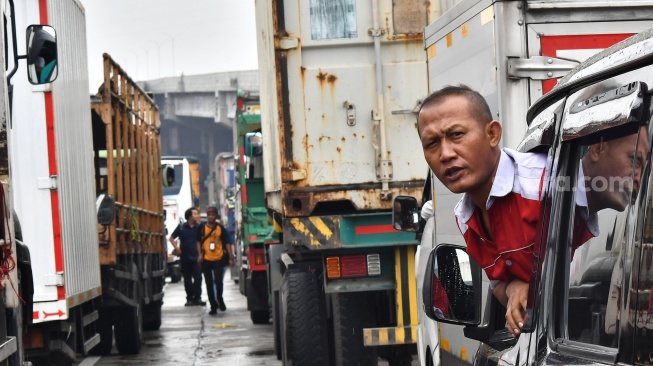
[[169, 207, 206, 307], [199, 206, 235, 315]]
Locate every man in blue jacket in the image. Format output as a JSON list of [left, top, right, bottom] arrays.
[[169, 207, 206, 306]]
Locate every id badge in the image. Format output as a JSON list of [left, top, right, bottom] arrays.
[[210, 242, 216, 251]]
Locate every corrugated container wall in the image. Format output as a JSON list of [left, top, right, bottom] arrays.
[[256, 0, 437, 217], [48, 0, 101, 298]]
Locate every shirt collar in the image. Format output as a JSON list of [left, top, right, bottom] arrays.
[[454, 150, 514, 224], [576, 163, 600, 236]]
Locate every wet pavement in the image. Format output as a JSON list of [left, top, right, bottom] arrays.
[[82, 271, 279, 366], [77, 271, 419, 366]]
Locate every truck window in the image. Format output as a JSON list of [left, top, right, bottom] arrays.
[[552, 74, 653, 363], [163, 164, 184, 196]]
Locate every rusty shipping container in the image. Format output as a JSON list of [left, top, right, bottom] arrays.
[[90, 53, 166, 356], [255, 1, 438, 364], [258, 0, 434, 216]]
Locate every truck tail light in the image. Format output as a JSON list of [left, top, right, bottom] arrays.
[[248, 247, 266, 271], [248, 235, 258, 242], [326, 257, 341, 279], [366, 254, 381, 276], [24, 328, 44, 349], [341, 255, 366, 278]]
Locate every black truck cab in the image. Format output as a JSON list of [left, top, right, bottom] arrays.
[[419, 29, 653, 365]]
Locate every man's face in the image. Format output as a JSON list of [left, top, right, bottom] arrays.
[[588, 128, 649, 211], [207, 211, 217, 224], [417, 95, 500, 194], [190, 209, 200, 224]]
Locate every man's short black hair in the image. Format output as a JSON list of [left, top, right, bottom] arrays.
[[184, 207, 197, 221], [418, 85, 493, 127]]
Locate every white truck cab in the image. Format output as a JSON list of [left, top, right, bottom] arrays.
[[415, 28, 653, 365]]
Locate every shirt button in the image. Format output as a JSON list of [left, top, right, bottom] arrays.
[[506, 260, 512, 266]]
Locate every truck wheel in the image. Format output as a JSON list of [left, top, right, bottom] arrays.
[[280, 270, 329, 365], [114, 301, 142, 354], [90, 308, 113, 356], [272, 291, 282, 360], [250, 310, 269, 324], [142, 300, 162, 331], [332, 292, 377, 366]]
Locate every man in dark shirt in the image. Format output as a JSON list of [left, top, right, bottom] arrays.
[[169, 207, 206, 306]]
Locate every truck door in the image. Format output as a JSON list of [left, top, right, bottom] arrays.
[[525, 21, 653, 100]]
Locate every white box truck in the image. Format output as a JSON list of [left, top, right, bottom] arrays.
[[417, 1, 653, 364]]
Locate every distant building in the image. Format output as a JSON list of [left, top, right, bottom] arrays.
[[140, 70, 259, 208]]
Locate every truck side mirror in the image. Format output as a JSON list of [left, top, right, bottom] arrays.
[[245, 132, 263, 157], [423, 244, 483, 326], [96, 194, 115, 228], [162, 165, 175, 187], [392, 196, 419, 232], [26, 25, 58, 85]]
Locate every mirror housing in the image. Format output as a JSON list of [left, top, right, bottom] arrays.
[[96, 194, 115, 229], [162, 165, 175, 187], [392, 196, 419, 232], [423, 244, 483, 326], [26, 25, 58, 85], [245, 132, 263, 157]]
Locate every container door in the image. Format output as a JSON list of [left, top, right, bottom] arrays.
[[268, 0, 434, 214]]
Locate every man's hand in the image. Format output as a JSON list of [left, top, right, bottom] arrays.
[[174, 247, 181, 256], [504, 279, 529, 337], [198, 256, 203, 264], [228, 257, 235, 267]]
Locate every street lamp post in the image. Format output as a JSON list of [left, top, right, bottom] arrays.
[[138, 46, 150, 80], [148, 40, 162, 79], [162, 32, 176, 76]]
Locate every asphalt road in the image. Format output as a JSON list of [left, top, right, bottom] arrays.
[[80, 272, 279, 366], [77, 271, 419, 366]]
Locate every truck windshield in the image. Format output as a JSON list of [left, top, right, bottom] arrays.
[[162, 164, 184, 196]]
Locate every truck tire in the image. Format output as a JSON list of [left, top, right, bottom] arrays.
[[280, 270, 328, 365], [114, 301, 142, 354], [114, 267, 142, 355], [272, 291, 282, 360], [90, 308, 113, 356], [142, 300, 162, 331], [250, 310, 269, 324], [332, 292, 377, 366]]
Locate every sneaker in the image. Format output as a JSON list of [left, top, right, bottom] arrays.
[[219, 301, 226, 311], [209, 308, 217, 315], [184, 301, 194, 307], [194, 299, 207, 306]]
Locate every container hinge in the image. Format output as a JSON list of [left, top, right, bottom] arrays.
[[277, 37, 299, 50], [44, 272, 64, 286], [507, 56, 579, 80], [281, 168, 307, 182], [37, 176, 58, 190], [376, 160, 393, 181], [368, 28, 386, 37]]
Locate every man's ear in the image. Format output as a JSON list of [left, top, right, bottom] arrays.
[[487, 120, 502, 148], [588, 142, 606, 162]]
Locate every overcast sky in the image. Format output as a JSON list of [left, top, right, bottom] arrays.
[[83, 0, 258, 89]]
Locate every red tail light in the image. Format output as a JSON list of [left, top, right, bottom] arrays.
[[237, 97, 244, 111], [341, 255, 367, 278], [249, 247, 266, 271]]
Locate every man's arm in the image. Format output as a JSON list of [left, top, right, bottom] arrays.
[[169, 226, 181, 254], [493, 279, 529, 337], [196, 241, 202, 263]]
